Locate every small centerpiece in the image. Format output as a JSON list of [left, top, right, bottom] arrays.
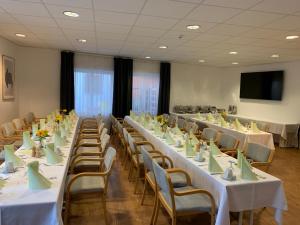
[[157, 115, 168, 132], [34, 129, 49, 157]]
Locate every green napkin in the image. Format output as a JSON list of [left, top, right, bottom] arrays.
[[220, 117, 228, 127], [60, 125, 67, 138], [190, 131, 199, 145], [251, 122, 260, 133], [154, 124, 163, 137], [21, 131, 34, 149], [237, 149, 243, 168], [172, 125, 183, 136], [54, 132, 66, 147], [185, 139, 195, 157], [27, 161, 51, 190], [166, 131, 175, 145], [32, 124, 38, 139], [208, 151, 223, 174], [240, 156, 258, 181], [43, 143, 62, 165], [39, 119, 46, 130], [210, 140, 222, 155], [4, 144, 24, 167], [207, 113, 214, 122]]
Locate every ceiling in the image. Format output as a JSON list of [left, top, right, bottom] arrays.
[[1, 0, 300, 67]]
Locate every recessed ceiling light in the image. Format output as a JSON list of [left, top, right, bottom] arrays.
[[15, 33, 26, 38], [159, 45, 168, 49], [229, 51, 238, 55], [187, 25, 200, 30], [232, 62, 239, 65], [77, 39, 87, 43], [198, 59, 205, 63], [145, 56, 151, 59], [286, 35, 299, 40], [63, 11, 79, 17], [271, 54, 279, 58]]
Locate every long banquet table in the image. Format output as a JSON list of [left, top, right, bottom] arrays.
[[191, 117, 275, 150], [0, 119, 79, 225], [125, 116, 287, 225]]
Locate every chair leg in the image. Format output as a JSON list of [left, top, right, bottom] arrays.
[[128, 161, 134, 181], [172, 216, 177, 225], [101, 194, 109, 225], [141, 178, 148, 205], [64, 195, 70, 225], [150, 190, 158, 225], [153, 200, 160, 225], [134, 167, 140, 194]]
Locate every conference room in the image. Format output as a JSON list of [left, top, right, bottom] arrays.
[[0, 0, 299, 225]]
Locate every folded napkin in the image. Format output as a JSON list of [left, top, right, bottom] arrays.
[[190, 131, 200, 145], [237, 149, 243, 168], [234, 119, 244, 131], [166, 131, 175, 145], [27, 161, 51, 190], [210, 140, 222, 155], [220, 117, 228, 128], [54, 132, 66, 147], [60, 125, 68, 138], [196, 112, 204, 120], [240, 155, 258, 181], [251, 122, 260, 133], [207, 113, 214, 122], [4, 144, 24, 167], [39, 119, 46, 130], [32, 123, 38, 139], [43, 143, 63, 165], [154, 124, 163, 137], [208, 151, 223, 174], [172, 125, 183, 136], [20, 131, 34, 149], [185, 139, 195, 157]]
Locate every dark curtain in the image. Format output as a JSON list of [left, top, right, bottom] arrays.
[[60, 51, 74, 112], [157, 62, 171, 115], [112, 57, 133, 118]]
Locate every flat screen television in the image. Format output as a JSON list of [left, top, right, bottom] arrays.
[[240, 70, 284, 101]]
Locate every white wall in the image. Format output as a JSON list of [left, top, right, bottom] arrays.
[[221, 61, 300, 123], [0, 37, 19, 124], [170, 62, 223, 110], [17, 47, 60, 118]]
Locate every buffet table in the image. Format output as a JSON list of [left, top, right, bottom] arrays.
[[125, 116, 287, 225], [192, 118, 275, 150], [0, 119, 79, 225]]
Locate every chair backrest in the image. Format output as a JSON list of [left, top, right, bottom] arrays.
[[122, 128, 129, 144], [185, 121, 198, 133], [141, 146, 154, 173], [127, 133, 143, 154], [101, 134, 110, 150], [177, 117, 186, 129], [1, 122, 16, 136], [25, 112, 35, 125], [100, 127, 108, 140], [218, 133, 238, 149], [195, 121, 208, 132], [12, 118, 25, 130], [202, 128, 218, 141], [152, 160, 172, 205], [104, 147, 116, 172], [246, 143, 273, 163]]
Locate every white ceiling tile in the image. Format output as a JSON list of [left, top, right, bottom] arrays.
[[47, 5, 94, 21], [44, 0, 93, 9], [160, 29, 199, 41], [94, 11, 137, 25], [141, 0, 196, 19], [186, 5, 242, 23], [0, 0, 50, 17], [97, 39, 124, 50], [96, 48, 119, 55], [223, 36, 257, 45], [56, 19, 94, 30], [226, 11, 284, 27], [28, 25, 62, 35], [251, 0, 300, 14], [135, 15, 178, 29], [130, 26, 166, 38], [207, 24, 251, 36], [241, 28, 290, 40], [63, 29, 96, 40], [96, 23, 131, 34], [14, 15, 57, 27], [97, 32, 128, 41], [170, 0, 203, 3], [193, 34, 230, 42], [0, 12, 19, 24], [203, 0, 262, 9], [126, 35, 158, 44], [155, 38, 185, 48], [263, 15, 300, 31], [93, 0, 146, 13]]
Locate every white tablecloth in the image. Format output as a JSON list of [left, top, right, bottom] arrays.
[[192, 118, 275, 150], [0, 119, 79, 225], [125, 116, 287, 225]]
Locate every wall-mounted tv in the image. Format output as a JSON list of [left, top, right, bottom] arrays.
[[240, 70, 284, 101]]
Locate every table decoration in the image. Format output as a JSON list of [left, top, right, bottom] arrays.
[[27, 161, 51, 190], [43, 143, 63, 165], [4, 144, 24, 168], [208, 151, 223, 174], [240, 154, 258, 180]]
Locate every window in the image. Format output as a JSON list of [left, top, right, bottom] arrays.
[[74, 54, 113, 117], [132, 62, 160, 115]]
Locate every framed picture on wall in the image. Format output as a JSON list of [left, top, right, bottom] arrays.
[[2, 55, 15, 101]]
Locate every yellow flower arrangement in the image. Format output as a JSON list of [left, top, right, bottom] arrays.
[[36, 129, 49, 139], [55, 114, 63, 123], [157, 115, 168, 126]]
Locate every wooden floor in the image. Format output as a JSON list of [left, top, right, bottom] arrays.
[[69, 139, 300, 225]]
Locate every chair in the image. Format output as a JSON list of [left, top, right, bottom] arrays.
[[184, 121, 199, 134], [195, 121, 208, 132], [24, 112, 40, 126], [152, 160, 216, 225], [244, 143, 275, 172], [0, 122, 23, 147], [12, 118, 28, 131], [168, 114, 177, 128], [201, 128, 218, 142], [217, 133, 239, 153], [64, 147, 116, 225], [177, 117, 186, 130]]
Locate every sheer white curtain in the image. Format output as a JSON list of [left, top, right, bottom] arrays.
[[132, 61, 160, 115], [74, 54, 114, 117]]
